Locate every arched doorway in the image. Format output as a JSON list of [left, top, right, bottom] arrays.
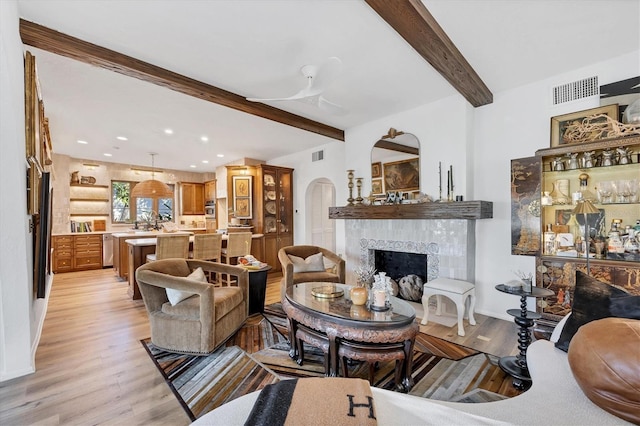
[[305, 178, 336, 251]]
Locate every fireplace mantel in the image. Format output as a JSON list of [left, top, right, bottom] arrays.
[[329, 200, 493, 220]]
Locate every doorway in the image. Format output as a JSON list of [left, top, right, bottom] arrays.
[[306, 179, 335, 252]]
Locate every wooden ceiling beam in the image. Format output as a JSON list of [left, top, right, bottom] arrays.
[[365, 0, 493, 107], [19, 19, 344, 141]]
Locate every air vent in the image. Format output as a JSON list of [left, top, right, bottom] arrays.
[[552, 76, 598, 105], [312, 150, 324, 162]]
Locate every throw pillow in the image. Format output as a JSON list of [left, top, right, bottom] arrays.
[[288, 252, 325, 273], [166, 267, 206, 306], [555, 271, 640, 352]]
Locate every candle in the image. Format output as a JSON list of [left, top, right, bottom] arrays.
[[447, 170, 450, 194], [449, 165, 453, 192], [374, 289, 386, 307]]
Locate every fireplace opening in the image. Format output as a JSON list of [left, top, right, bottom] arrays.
[[374, 249, 428, 283]]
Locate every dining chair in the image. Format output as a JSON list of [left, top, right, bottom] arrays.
[[145, 234, 190, 263], [190, 233, 223, 284], [220, 232, 252, 285]]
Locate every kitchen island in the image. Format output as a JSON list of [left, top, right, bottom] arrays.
[[125, 233, 264, 299]]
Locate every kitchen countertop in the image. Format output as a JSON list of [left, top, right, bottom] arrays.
[[125, 233, 264, 246]]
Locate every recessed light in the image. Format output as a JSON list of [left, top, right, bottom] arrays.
[[216, 154, 224, 158], [164, 128, 173, 135], [103, 153, 113, 157], [189, 165, 197, 168], [116, 136, 128, 141], [77, 140, 88, 144], [201, 136, 209, 142], [202, 160, 209, 164]]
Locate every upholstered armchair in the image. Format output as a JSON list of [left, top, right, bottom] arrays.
[[136, 258, 249, 354], [278, 245, 345, 300]]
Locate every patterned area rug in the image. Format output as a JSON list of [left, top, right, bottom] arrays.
[[141, 342, 280, 421], [142, 304, 512, 420]]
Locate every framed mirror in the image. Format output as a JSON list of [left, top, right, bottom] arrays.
[[371, 128, 420, 196]]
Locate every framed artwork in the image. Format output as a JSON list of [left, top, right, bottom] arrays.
[[232, 175, 252, 219], [383, 158, 419, 192], [600, 76, 639, 122], [371, 178, 383, 195], [371, 162, 382, 178], [550, 104, 618, 147]]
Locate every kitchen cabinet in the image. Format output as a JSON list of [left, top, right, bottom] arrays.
[[511, 134, 640, 322], [255, 165, 294, 272], [205, 180, 216, 202], [180, 182, 205, 215], [52, 235, 73, 273], [52, 234, 103, 272]]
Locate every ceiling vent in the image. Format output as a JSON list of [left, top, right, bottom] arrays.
[[552, 76, 599, 105], [312, 150, 324, 162]]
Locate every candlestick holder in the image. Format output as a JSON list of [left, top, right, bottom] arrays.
[[355, 178, 363, 204], [347, 170, 355, 206]]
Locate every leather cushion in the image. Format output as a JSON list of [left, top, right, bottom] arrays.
[[568, 318, 640, 424], [555, 271, 640, 352]]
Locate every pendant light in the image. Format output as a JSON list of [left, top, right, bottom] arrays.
[[131, 153, 173, 198]]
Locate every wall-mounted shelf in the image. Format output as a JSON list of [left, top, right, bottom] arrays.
[[69, 213, 109, 217], [70, 198, 110, 202], [70, 183, 109, 188], [328, 201, 493, 220]]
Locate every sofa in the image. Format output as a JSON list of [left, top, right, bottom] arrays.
[[191, 315, 638, 425]]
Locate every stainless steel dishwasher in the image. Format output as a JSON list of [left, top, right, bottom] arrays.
[[102, 233, 113, 267]]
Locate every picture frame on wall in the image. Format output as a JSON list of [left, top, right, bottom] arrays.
[[371, 162, 382, 178], [550, 104, 618, 147], [232, 175, 253, 219], [383, 158, 420, 192], [371, 178, 383, 195]]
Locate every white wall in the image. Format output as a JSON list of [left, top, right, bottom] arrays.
[[268, 51, 639, 321], [0, 0, 37, 380]]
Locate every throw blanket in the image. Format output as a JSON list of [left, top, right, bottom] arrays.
[[245, 378, 377, 426]]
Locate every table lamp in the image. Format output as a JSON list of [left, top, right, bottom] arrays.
[[572, 199, 599, 275]]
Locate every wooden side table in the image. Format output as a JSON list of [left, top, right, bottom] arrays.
[[495, 284, 554, 390]]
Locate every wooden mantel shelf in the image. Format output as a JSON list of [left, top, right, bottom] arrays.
[[328, 201, 493, 220]]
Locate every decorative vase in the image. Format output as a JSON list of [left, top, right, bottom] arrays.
[[350, 286, 368, 306]]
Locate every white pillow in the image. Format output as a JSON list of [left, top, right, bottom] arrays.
[[288, 252, 326, 273], [166, 267, 206, 306]]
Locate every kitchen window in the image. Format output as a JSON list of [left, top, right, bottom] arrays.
[[111, 180, 174, 224]]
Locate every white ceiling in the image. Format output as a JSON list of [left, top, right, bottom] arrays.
[[17, 0, 640, 173]]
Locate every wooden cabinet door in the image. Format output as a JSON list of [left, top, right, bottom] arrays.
[[205, 180, 216, 202], [181, 183, 205, 215], [511, 156, 541, 256]]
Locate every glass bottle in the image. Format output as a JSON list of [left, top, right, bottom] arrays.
[[578, 173, 596, 202]]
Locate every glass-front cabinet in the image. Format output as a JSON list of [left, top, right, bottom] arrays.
[[512, 134, 640, 321], [256, 165, 294, 271]]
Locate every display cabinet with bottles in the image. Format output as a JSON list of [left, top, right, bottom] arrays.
[[255, 165, 294, 272], [512, 134, 640, 322]]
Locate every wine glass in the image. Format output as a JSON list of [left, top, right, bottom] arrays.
[[613, 180, 631, 203], [596, 180, 613, 204], [626, 179, 638, 203]]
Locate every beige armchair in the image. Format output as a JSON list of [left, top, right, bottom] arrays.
[[278, 245, 345, 300], [136, 258, 248, 354]]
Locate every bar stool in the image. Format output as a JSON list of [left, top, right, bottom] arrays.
[[190, 233, 223, 284], [421, 277, 476, 337], [220, 232, 252, 285], [145, 234, 190, 262]]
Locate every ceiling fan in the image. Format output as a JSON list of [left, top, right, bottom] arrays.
[[246, 57, 346, 115]]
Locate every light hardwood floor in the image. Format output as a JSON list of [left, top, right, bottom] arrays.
[[0, 268, 282, 426], [0, 268, 519, 425]]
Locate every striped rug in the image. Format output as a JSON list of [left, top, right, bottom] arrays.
[[142, 305, 516, 420], [141, 343, 280, 421]]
